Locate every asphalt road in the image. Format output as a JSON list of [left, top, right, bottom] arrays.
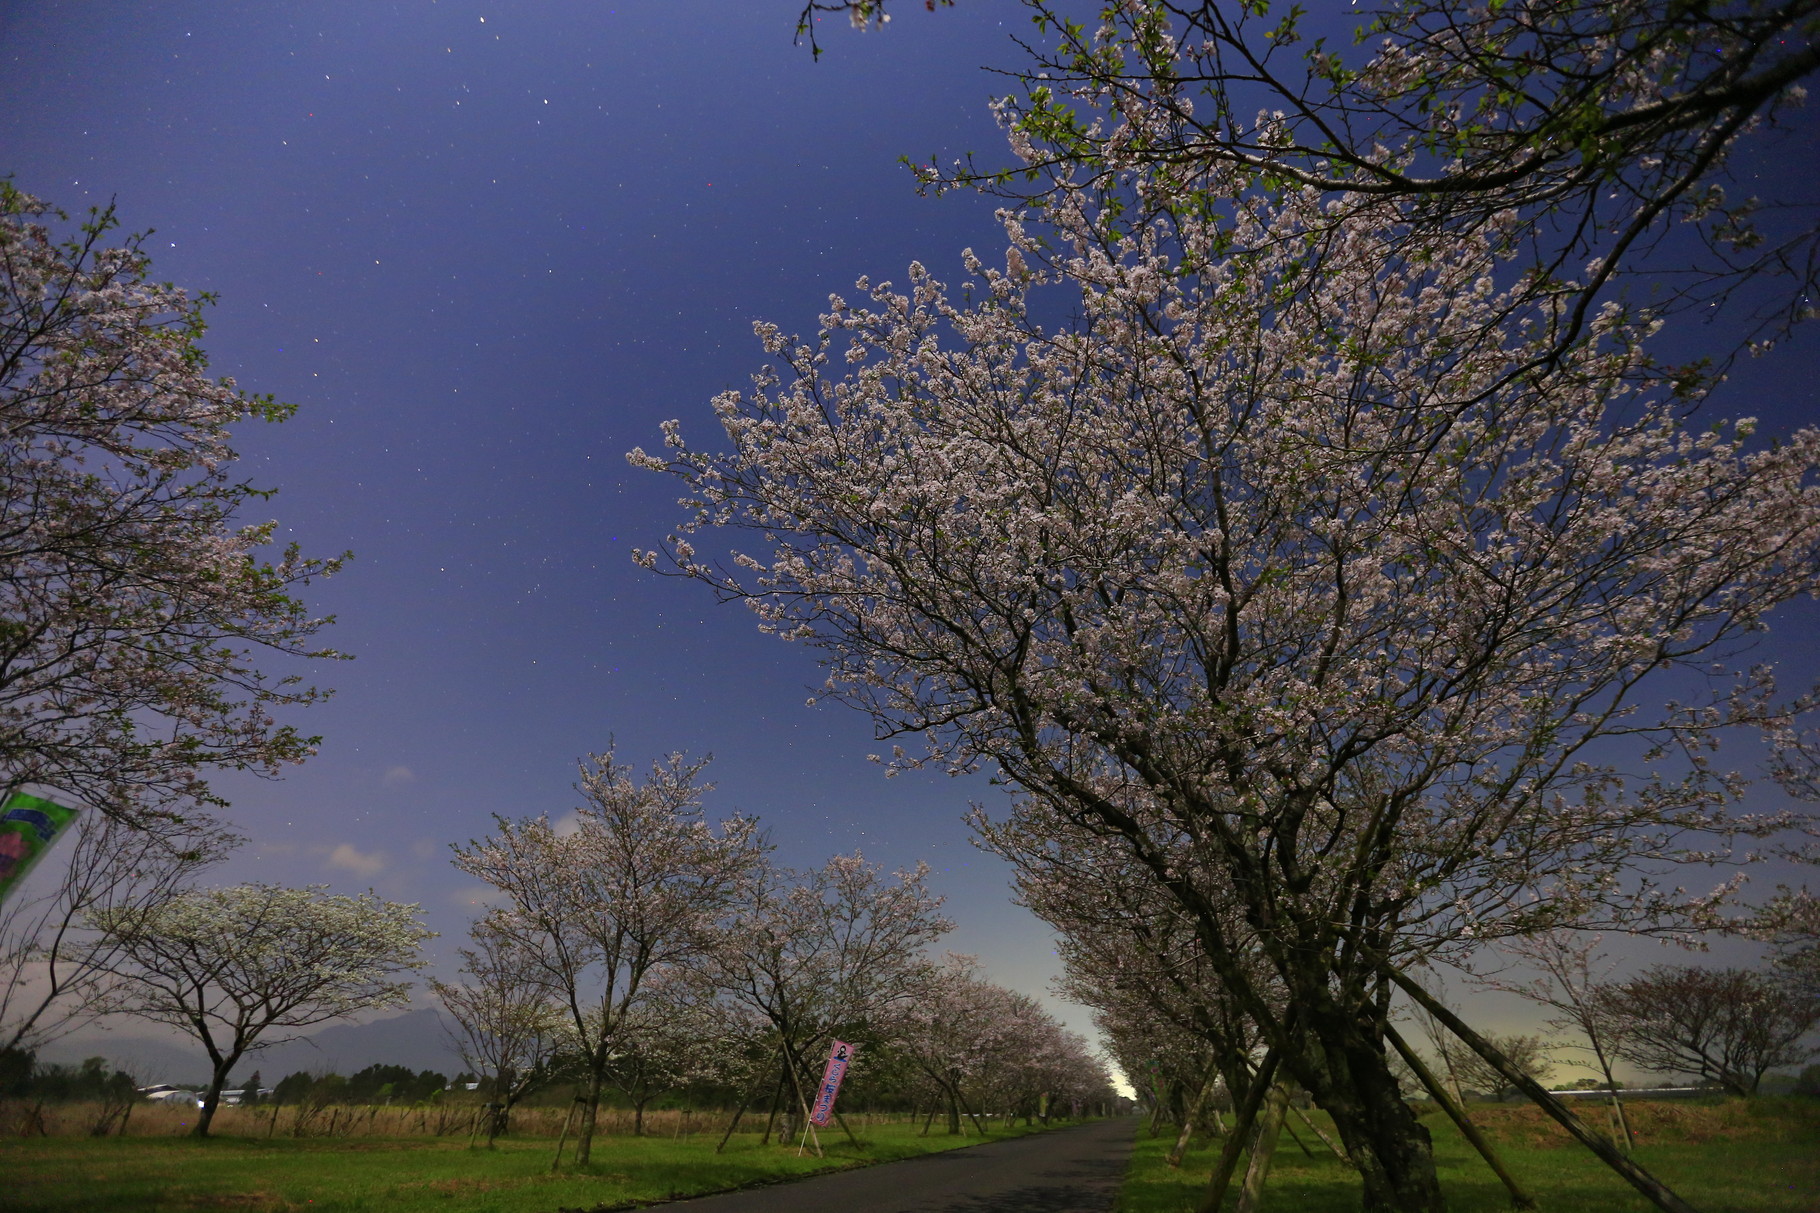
[[660, 1117, 1140, 1213]]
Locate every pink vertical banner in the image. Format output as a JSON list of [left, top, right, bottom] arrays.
[[809, 1040, 856, 1126]]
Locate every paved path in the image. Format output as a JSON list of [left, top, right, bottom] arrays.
[[662, 1117, 1140, 1213]]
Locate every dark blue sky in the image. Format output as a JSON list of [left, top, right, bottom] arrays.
[[5, 1, 1817, 1070], [3, 0, 1087, 1026]]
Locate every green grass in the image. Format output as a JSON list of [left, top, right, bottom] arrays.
[[3, 1117, 1087, 1213], [1116, 1098, 1820, 1213]]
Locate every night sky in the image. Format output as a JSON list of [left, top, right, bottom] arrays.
[[5, 1, 1817, 1075]]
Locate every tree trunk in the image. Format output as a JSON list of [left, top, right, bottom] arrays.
[[484, 1100, 509, 1146], [573, 1062, 605, 1166], [1169, 1073, 1219, 1168], [1196, 1048, 1278, 1213], [1284, 992, 1445, 1213], [760, 1065, 786, 1145], [953, 1083, 988, 1136], [1385, 1021, 1535, 1210], [782, 1051, 815, 1153], [1588, 1037, 1635, 1152], [192, 1048, 243, 1139]]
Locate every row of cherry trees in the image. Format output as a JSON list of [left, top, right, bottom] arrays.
[[630, 3, 1820, 1210], [438, 750, 1113, 1156]]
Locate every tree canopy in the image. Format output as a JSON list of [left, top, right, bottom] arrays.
[[0, 186, 344, 828], [638, 5, 1820, 1208], [90, 882, 430, 1136]]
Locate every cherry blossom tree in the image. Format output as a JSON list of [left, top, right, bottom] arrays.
[[429, 914, 569, 1145], [632, 86, 1820, 1204], [978, 796, 1270, 1119], [450, 750, 764, 1166], [904, 0, 1820, 367], [984, 1002, 1110, 1126], [701, 851, 950, 1145], [1601, 965, 1820, 1095], [0, 186, 344, 829], [0, 808, 234, 1055], [603, 969, 739, 1136], [1436, 1033, 1553, 1102], [88, 882, 430, 1136], [1749, 888, 1820, 998], [894, 955, 1064, 1133], [982, 795, 1358, 1185]]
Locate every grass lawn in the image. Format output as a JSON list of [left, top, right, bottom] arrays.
[[1116, 1098, 1820, 1213], [2, 1117, 1084, 1213]]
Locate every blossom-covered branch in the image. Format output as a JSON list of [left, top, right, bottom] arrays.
[[0, 186, 345, 827]]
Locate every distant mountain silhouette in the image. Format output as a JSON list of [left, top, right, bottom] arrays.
[[41, 1008, 466, 1086]]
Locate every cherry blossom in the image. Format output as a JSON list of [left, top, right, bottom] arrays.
[[700, 851, 950, 1145], [88, 882, 430, 1136], [632, 106, 1820, 1209], [450, 750, 764, 1166], [0, 186, 343, 828]]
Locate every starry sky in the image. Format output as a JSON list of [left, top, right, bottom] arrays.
[[3, 0, 1101, 1046], [4, 1, 1817, 1077]]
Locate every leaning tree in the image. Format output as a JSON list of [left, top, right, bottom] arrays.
[[1601, 965, 1820, 1096], [632, 115, 1820, 1208]]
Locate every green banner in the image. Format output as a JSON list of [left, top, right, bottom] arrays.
[[0, 792, 80, 905]]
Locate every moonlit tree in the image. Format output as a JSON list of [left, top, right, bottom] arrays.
[[910, 0, 1820, 365], [702, 851, 950, 1144], [632, 84, 1820, 1206], [0, 186, 344, 828], [1493, 931, 1637, 1149], [89, 882, 430, 1136], [895, 955, 1048, 1133], [980, 796, 1271, 1111], [451, 750, 765, 1167], [1435, 1032, 1554, 1103], [603, 969, 736, 1136], [430, 914, 568, 1145], [1751, 888, 1820, 999], [1601, 965, 1820, 1096]]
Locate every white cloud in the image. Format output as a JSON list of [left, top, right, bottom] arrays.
[[325, 843, 386, 879], [381, 765, 416, 787]]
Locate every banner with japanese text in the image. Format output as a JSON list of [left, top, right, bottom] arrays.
[[809, 1040, 856, 1127]]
